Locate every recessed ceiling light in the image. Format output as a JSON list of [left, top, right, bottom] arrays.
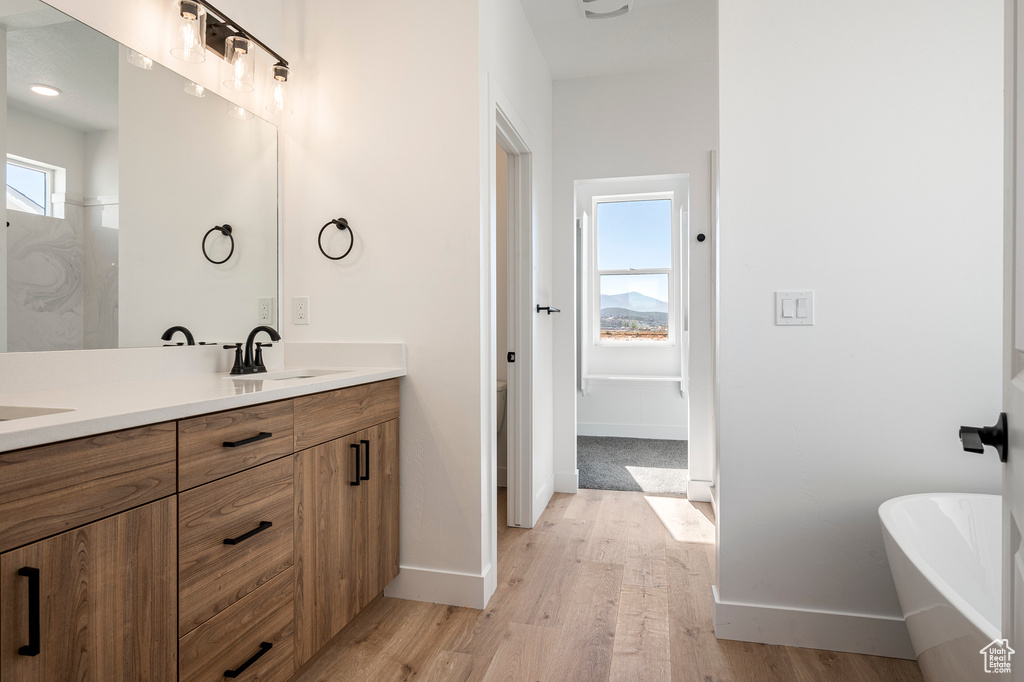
[[30, 84, 61, 97]]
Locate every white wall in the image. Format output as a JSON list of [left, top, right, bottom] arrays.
[[7, 107, 86, 196], [480, 0, 555, 538], [552, 66, 718, 492], [716, 0, 1004, 656], [281, 0, 490, 607], [118, 49, 278, 347]]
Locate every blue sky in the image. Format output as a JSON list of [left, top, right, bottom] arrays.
[[597, 199, 670, 302], [7, 163, 47, 210]]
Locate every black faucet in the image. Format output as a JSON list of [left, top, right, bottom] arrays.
[[161, 326, 195, 346], [229, 325, 282, 375]]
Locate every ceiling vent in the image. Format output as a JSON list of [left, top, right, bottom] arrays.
[[579, 0, 633, 20]]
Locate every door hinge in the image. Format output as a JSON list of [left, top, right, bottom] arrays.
[[507, 352, 515, 363], [576, 218, 581, 231]]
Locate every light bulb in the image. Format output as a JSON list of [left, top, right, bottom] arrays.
[[224, 36, 254, 92], [267, 64, 289, 113], [171, 1, 206, 63]]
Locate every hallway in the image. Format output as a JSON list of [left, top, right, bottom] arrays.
[[290, 488, 923, 681]]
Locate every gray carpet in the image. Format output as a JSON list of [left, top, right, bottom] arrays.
[[577, 436, 689, 494]]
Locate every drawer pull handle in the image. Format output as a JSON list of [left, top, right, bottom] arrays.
[[223, 432, 273, 448], [361, 439, 371, 481], [223, 521, 273, 546], [350, 443, 361, 486], [17, 567, 40, 657], [224, 641, 272, 678]]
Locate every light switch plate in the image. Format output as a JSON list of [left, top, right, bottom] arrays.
[[776, 291, 813, 326]]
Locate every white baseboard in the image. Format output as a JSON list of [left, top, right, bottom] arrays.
[[712, 586, 915, 659], [531, 473, 555, 527], [554, 469, 578, 493], [497, 466, 507, 488], [577, 422, 688, 440], [384, 564, 492, 609], [687, 479, 713, 502]]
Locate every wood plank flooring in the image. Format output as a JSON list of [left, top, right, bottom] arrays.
[[289, 488, 924, 682]]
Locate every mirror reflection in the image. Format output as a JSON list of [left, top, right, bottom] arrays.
[[1, 1, 278, 352]]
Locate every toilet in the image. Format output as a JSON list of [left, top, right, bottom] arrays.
[[497, 380, 507, 433]]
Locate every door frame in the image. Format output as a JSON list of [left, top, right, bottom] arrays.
[[493, 95, 534, 530]]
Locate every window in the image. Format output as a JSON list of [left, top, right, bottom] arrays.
[[7, 155, 56, 216], [592, 194, 675, 344]]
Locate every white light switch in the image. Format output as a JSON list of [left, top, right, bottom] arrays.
[[776, 291, 814, 326]]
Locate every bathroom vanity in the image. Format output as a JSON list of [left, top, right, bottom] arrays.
[[0, 349, 404, 682]]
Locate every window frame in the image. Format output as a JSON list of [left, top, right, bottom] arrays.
[[590, 190, 678, 347], [6, 154, 57, 217]]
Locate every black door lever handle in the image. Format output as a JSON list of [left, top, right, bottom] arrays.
[[959, 412, 1007, 463]]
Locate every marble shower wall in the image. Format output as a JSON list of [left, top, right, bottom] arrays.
[[7, 207, 84, 351]]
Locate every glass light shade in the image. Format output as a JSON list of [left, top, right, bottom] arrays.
[[170, 1, 206, 63], [126, 48, 153, 70], [223, 36, 254, 92], [267, 79, 286, 113], [227, 103, 254, 121], [184, 79, 206, 97]]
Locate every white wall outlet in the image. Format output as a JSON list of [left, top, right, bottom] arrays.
[[257, 297, 274, 324], [776, 291, 813, 326], [293, 296, 310, 325]]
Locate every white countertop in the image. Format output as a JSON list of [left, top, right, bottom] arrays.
[[0, 344, 407, 453]]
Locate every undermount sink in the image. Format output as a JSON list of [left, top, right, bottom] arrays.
[[232, 368, 352, 382], [0, 405, 74, 422]]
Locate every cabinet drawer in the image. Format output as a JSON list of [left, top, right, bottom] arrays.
[[178, 400, 294, 490], [293, 379, 399, 451], [0, 423, 176, 553], [178, 457, 294, 636], [179, 567, 295, 682]]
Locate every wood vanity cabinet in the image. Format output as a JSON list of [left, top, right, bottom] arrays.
[[0, 497, 178, 682], [293, 380, 400, 667], [0, 376, 400, 681]]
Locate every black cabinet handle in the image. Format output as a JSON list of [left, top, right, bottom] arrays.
[[223, 521, 273, 546], [223, 432, 273, 448], [350, 443, 361, 486], [18, 567, 40, 657], [360, 439, 371, 481], [224, 641, 272, 678]]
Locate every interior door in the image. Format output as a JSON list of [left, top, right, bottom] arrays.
[[1006, 1, 1024, 672]]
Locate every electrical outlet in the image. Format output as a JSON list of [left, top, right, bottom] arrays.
[[257, 297, 274, 324], [293, 296, 310, 325]]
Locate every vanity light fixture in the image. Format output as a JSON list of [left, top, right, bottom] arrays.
[[29, 84, 60, 97], [171, 0, 290, 108], [171, 0, 206, 64]]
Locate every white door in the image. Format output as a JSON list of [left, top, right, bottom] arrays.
[[1005, 1, 1024, 672]]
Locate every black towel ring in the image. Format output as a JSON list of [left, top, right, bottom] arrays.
[[203, 225, 234, 264], [318, 218, 354, 260]]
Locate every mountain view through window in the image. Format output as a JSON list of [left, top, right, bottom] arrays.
[[596, 199, 671, 341]]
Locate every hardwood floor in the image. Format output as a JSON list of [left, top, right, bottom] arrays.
[[290, 488, 924, 682]]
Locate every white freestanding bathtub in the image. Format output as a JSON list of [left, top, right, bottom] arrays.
[[879, 493, 1001, 682]]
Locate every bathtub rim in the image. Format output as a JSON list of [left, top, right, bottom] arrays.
[[878, 492, 1001, 644]]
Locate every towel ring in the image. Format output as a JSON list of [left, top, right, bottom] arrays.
[[203, 225, 234, 264], [318, 218, 354, 260]]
